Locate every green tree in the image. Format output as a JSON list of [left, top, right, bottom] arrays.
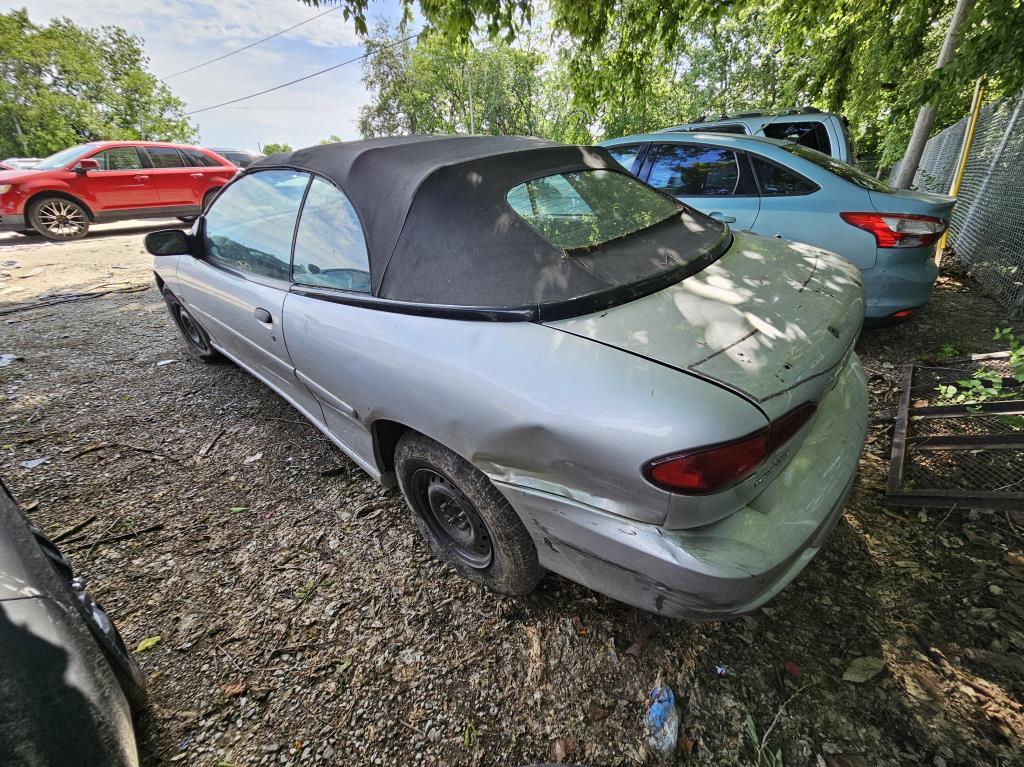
[[0, 9, 194, 158], [306, 0, 1024, 168], [318, 134, 344, 144], [357, 22, 582, 141], [261, 142, 293, 154]]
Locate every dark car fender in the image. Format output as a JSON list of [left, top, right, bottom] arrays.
[[0, 481, 142, 766]]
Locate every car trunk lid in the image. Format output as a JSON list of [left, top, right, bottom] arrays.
[[544, 231, 865, 421], [868, 187, 956, 222]]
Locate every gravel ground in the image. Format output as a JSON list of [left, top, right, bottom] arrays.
[[1, 224, 1022, 767]]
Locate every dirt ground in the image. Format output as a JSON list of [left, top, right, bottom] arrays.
[[1, 223, 1022, 767]]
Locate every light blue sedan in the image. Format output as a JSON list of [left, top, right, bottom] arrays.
[[601, 132, 955, 323]]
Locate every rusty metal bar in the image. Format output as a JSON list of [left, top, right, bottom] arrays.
[[886, 363, 916, 497]]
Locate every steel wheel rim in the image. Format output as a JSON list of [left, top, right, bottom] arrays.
[[37, 200, 86, 237], [176, 307, 207, 350], [411, 468, 492, 569]]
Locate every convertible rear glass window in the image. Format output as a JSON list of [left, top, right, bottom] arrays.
[[293, 177, 371, 292], [782, 144, 891, 192], [506, 169, 680, 250]]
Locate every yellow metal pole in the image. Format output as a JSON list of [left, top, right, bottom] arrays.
[[935, 77, 985, 263]]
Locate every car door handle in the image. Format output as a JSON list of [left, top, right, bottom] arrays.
[[133, 174, 149, 181], [709, 212, 737, 223], [190, 173, 204, 178], [253, 307, 273, 324]]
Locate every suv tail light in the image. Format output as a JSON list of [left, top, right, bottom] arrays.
[[840, 212, 946, 248], [643, 403, 817, 495]]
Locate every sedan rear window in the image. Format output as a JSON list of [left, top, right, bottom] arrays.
[[506, 169, 680, 250], [782, 144, 891, 192]]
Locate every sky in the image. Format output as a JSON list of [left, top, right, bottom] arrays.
[[5, 0, 410, 150]]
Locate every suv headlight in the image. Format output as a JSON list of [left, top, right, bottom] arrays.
[[0, 185, 11, 195]]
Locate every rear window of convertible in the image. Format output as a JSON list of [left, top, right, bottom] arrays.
[[506, 169, 681, 250]]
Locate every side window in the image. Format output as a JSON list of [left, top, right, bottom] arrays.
[[606, 144, 644, 175], [292, 177, 371, 293], [146, 147, 185, 168], [224, 152, 252, 167], [203, 170, 310, 282], [647, 144, 739, 196], [762, 121, 832, 156], [750, 157, 817, 196], [180, 148, 218, 167], [95, 147, 142, 170], [698, 124, 746, 135]]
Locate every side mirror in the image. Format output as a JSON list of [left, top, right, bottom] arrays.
[[75, 158, 100, 173], [145, 228, 192, 256]]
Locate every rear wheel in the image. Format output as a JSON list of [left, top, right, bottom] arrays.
[[162, 289, 221, 363], [395, 432, 543, 595], [28, 196, 90, 241], [202, 188, 220, 212]]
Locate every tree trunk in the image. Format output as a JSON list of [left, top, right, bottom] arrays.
[[893, 0, 976, 188]]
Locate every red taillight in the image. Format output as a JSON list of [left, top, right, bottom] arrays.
[[840, 212, 946, 248], [644, 403, 817, 495]]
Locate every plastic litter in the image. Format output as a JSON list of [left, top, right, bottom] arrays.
[[644, 679, 679, 753]]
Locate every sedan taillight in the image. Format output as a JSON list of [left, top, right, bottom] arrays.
[[643, 403, 816, 495], [840, 212, 946, 248]]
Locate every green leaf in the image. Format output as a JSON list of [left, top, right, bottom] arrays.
[[842, 655, 886, 682], [136, 635, 161, 653]]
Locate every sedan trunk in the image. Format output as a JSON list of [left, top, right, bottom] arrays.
[[545, 231, 866, 422], [868, 187, 955, 222]]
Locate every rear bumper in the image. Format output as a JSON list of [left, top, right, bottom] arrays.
[[499, 353, 868, 620], [862, 248, 938, 318], [0, 213, 27, 231]]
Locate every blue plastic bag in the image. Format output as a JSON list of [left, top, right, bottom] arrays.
[[644, 682, 680, 753]]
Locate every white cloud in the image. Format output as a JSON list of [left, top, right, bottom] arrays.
[[9, 0, 388, 149], [14, 0, 361, 50]]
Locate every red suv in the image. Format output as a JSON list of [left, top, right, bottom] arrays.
[[0, 141, 236, 241]]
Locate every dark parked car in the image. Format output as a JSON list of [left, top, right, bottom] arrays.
[[208, 147, 264, 168], [0, 141, 236, 241], [0, 479, 144, 767]]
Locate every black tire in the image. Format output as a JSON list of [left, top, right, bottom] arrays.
[[28, 196, 90, 241], [162, 289, 221, 363], [395, 431, 543, 595], [202, 188, 220, 212], [75, 589, 148, 714]]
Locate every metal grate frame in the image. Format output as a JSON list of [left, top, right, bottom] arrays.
[[886, 352, 1024, 511]]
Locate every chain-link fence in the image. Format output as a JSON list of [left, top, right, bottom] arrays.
[[890, 88, 1024, 316]]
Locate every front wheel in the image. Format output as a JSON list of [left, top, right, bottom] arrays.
[[162, 289, 221, 363], [28, 197, 90, 241], [395, 432, 543, 595]]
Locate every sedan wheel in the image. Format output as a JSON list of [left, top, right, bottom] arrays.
[[162, 289, 222, 363], [412, 468, 493, 569], [395, 431, 543, 595], [29, 197, 90, 241]]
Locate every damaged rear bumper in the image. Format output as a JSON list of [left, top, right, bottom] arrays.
[[497, 353, 868, 619]]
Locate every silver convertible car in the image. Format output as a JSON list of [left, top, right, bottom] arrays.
[[146, 135, 868, 619]]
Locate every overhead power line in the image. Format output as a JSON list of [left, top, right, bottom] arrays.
[[161, 6, 342, 80], [184, 33, 419, 116]]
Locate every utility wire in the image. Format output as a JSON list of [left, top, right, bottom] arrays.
[[161, 6, 342, 80], [184, 32, 419, 116]]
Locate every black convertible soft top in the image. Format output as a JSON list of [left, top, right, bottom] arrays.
[[249, 135, 730, 320]]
